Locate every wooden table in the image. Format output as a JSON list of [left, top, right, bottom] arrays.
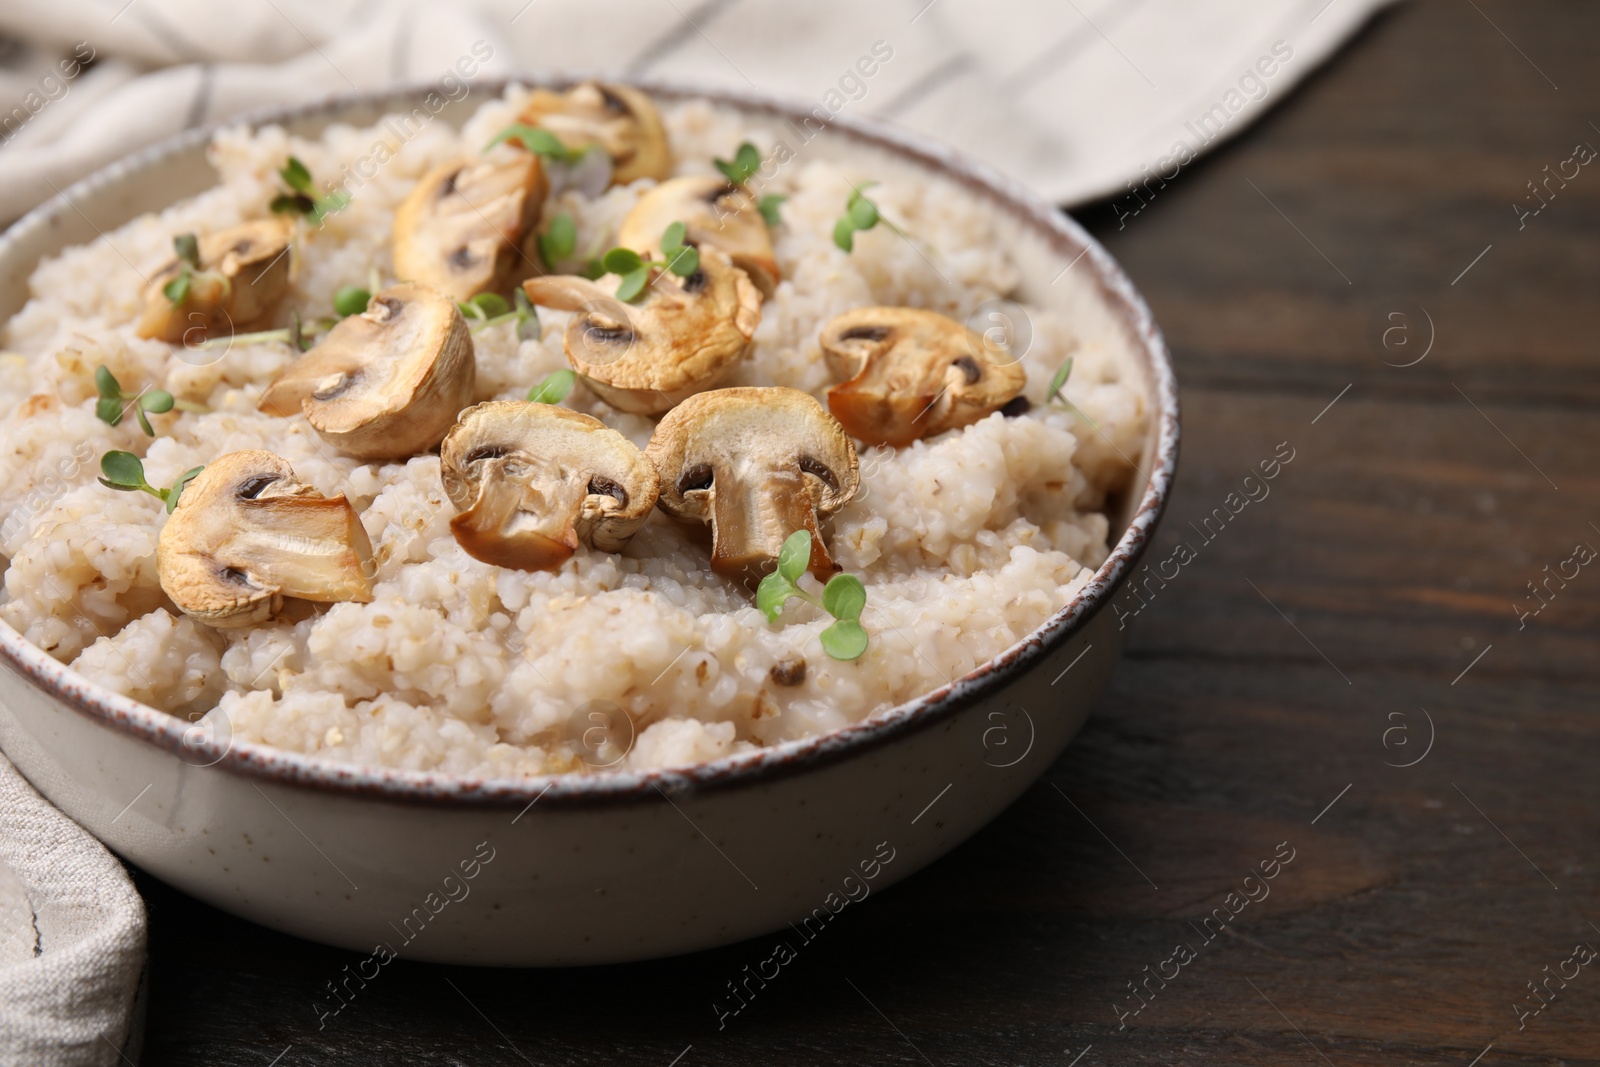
[[137, 2, 1600, 1062]]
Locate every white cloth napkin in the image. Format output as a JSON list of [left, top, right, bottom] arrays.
[[0, 0, 1394, 221], [0, 0, 1391, 1061], [0, 753, 145, 1066]]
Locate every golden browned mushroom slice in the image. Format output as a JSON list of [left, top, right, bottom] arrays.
[[518, 82, 671, 186], [439, 401, 659, 572], [522, 247, 760, 417], [646, 387, 859, 586], [157, 450, 374, 628], [819, 307, 1028, 448], [136, 219, 293, 344], [617, 177, 780, 298], [257, 283, 474, 462], [392, 151, 548, 302]]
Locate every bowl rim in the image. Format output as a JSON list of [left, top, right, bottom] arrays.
[[0, 75, 1179, 808]]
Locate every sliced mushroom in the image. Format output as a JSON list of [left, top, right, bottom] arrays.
[[522, 247, 760, 416], [617, 177, 780, 298], [136, 219, 293, 344], [646, 387, 858, 585], [392, 150, 548, 302], [518, 82, 671, 186], [440, 401, 659, 571], [157, 450, 373, 628], [257, 283, 474, 461], [819, 307, 1028, 448]]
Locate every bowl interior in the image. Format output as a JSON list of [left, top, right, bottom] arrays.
[[0, 77, 1177, 804]]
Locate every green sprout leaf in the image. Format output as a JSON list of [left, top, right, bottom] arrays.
[[166, 466, 205, 512], [832, 217, 856, 252], [615, 265, 651, 303], [579, 258, 606, 280], [658, 221, 699, 278], [1044, 356, 1097, 426], [665, 245, 699, 278], [848, 193, 879, 230], [819, 619, 868, 661], [333, 286, 371, 317], [758, 194, 786, 227], [162, 271, 191, 305], [602, 248, 643, 276], [538, 213, 577, 270], [514, 287, 541, 341], [270, 193, 314, 216], [274, 157, 347, 222], [140, 390, 175, 415], [173, 233, 201, 269], [471, 293, 510, 319], [95, 365, 120, 400], [134, 406, 154, 437], [96, 396, 123, 425], [1046, 358, 1073, 404], [758, 530, 870, 659], [834, 182, 899, 254], [98, 451, 146, 489], [485, 124, 583, 164], [777, 529, 811, 582], [756, 571, 796, 623], [309, 190, 350, 224], [279, 156, 313, 194], [714, 142, 762, 186], [821, 573, 865, 622], [527, 368, 575, 405]]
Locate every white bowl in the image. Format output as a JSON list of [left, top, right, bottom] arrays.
[[0, 79, 1178, 965]]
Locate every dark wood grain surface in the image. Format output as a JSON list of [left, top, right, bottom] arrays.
[[134, 2, 1600, 1063]]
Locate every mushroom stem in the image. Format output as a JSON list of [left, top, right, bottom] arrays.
[[244, 495, 376, 604], [449, 459, 585, 571], [709, 467, 836, 585]]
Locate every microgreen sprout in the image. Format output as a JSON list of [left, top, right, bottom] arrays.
[[1045, 357, 1097, 427], [587, 221, 700, 303], [714, 142, 762, 186], [712, 143, 786, 227], [206, 276, 387, 350], [599, 248, 651, 303], [161, 233, 216, 305], [98, 451, 204, 513], [757, 194, 787, 227], [458, 289, 541, 339], [832, 182, 906, 252], [333, 286, 371, 317], [270, 156, 350, 224], [756, 530, 870, 660], [537, 213, 577, 272], [659, 221, 700, 277], [485, 124, 587, 165], [527, 368, 575, 405], [94, 365, 206, 436]]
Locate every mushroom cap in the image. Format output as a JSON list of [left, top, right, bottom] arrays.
[[256, 283, 476, 462], [439, 401, 660, 571], [617, 176, 780, 298], [392, 151, 548, 302], [820, 307, 1028, 447], [521, 246, 761, 416], [518, 82, 671, 186], [157, 450, 374, 628], [136, 218, 293, 344], [646, 387, 858, 585]]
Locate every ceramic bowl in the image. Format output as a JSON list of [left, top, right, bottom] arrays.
[[0, 78, 1177, 965]]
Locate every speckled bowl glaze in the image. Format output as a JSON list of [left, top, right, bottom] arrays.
[[0, 78, 1178, 965]]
